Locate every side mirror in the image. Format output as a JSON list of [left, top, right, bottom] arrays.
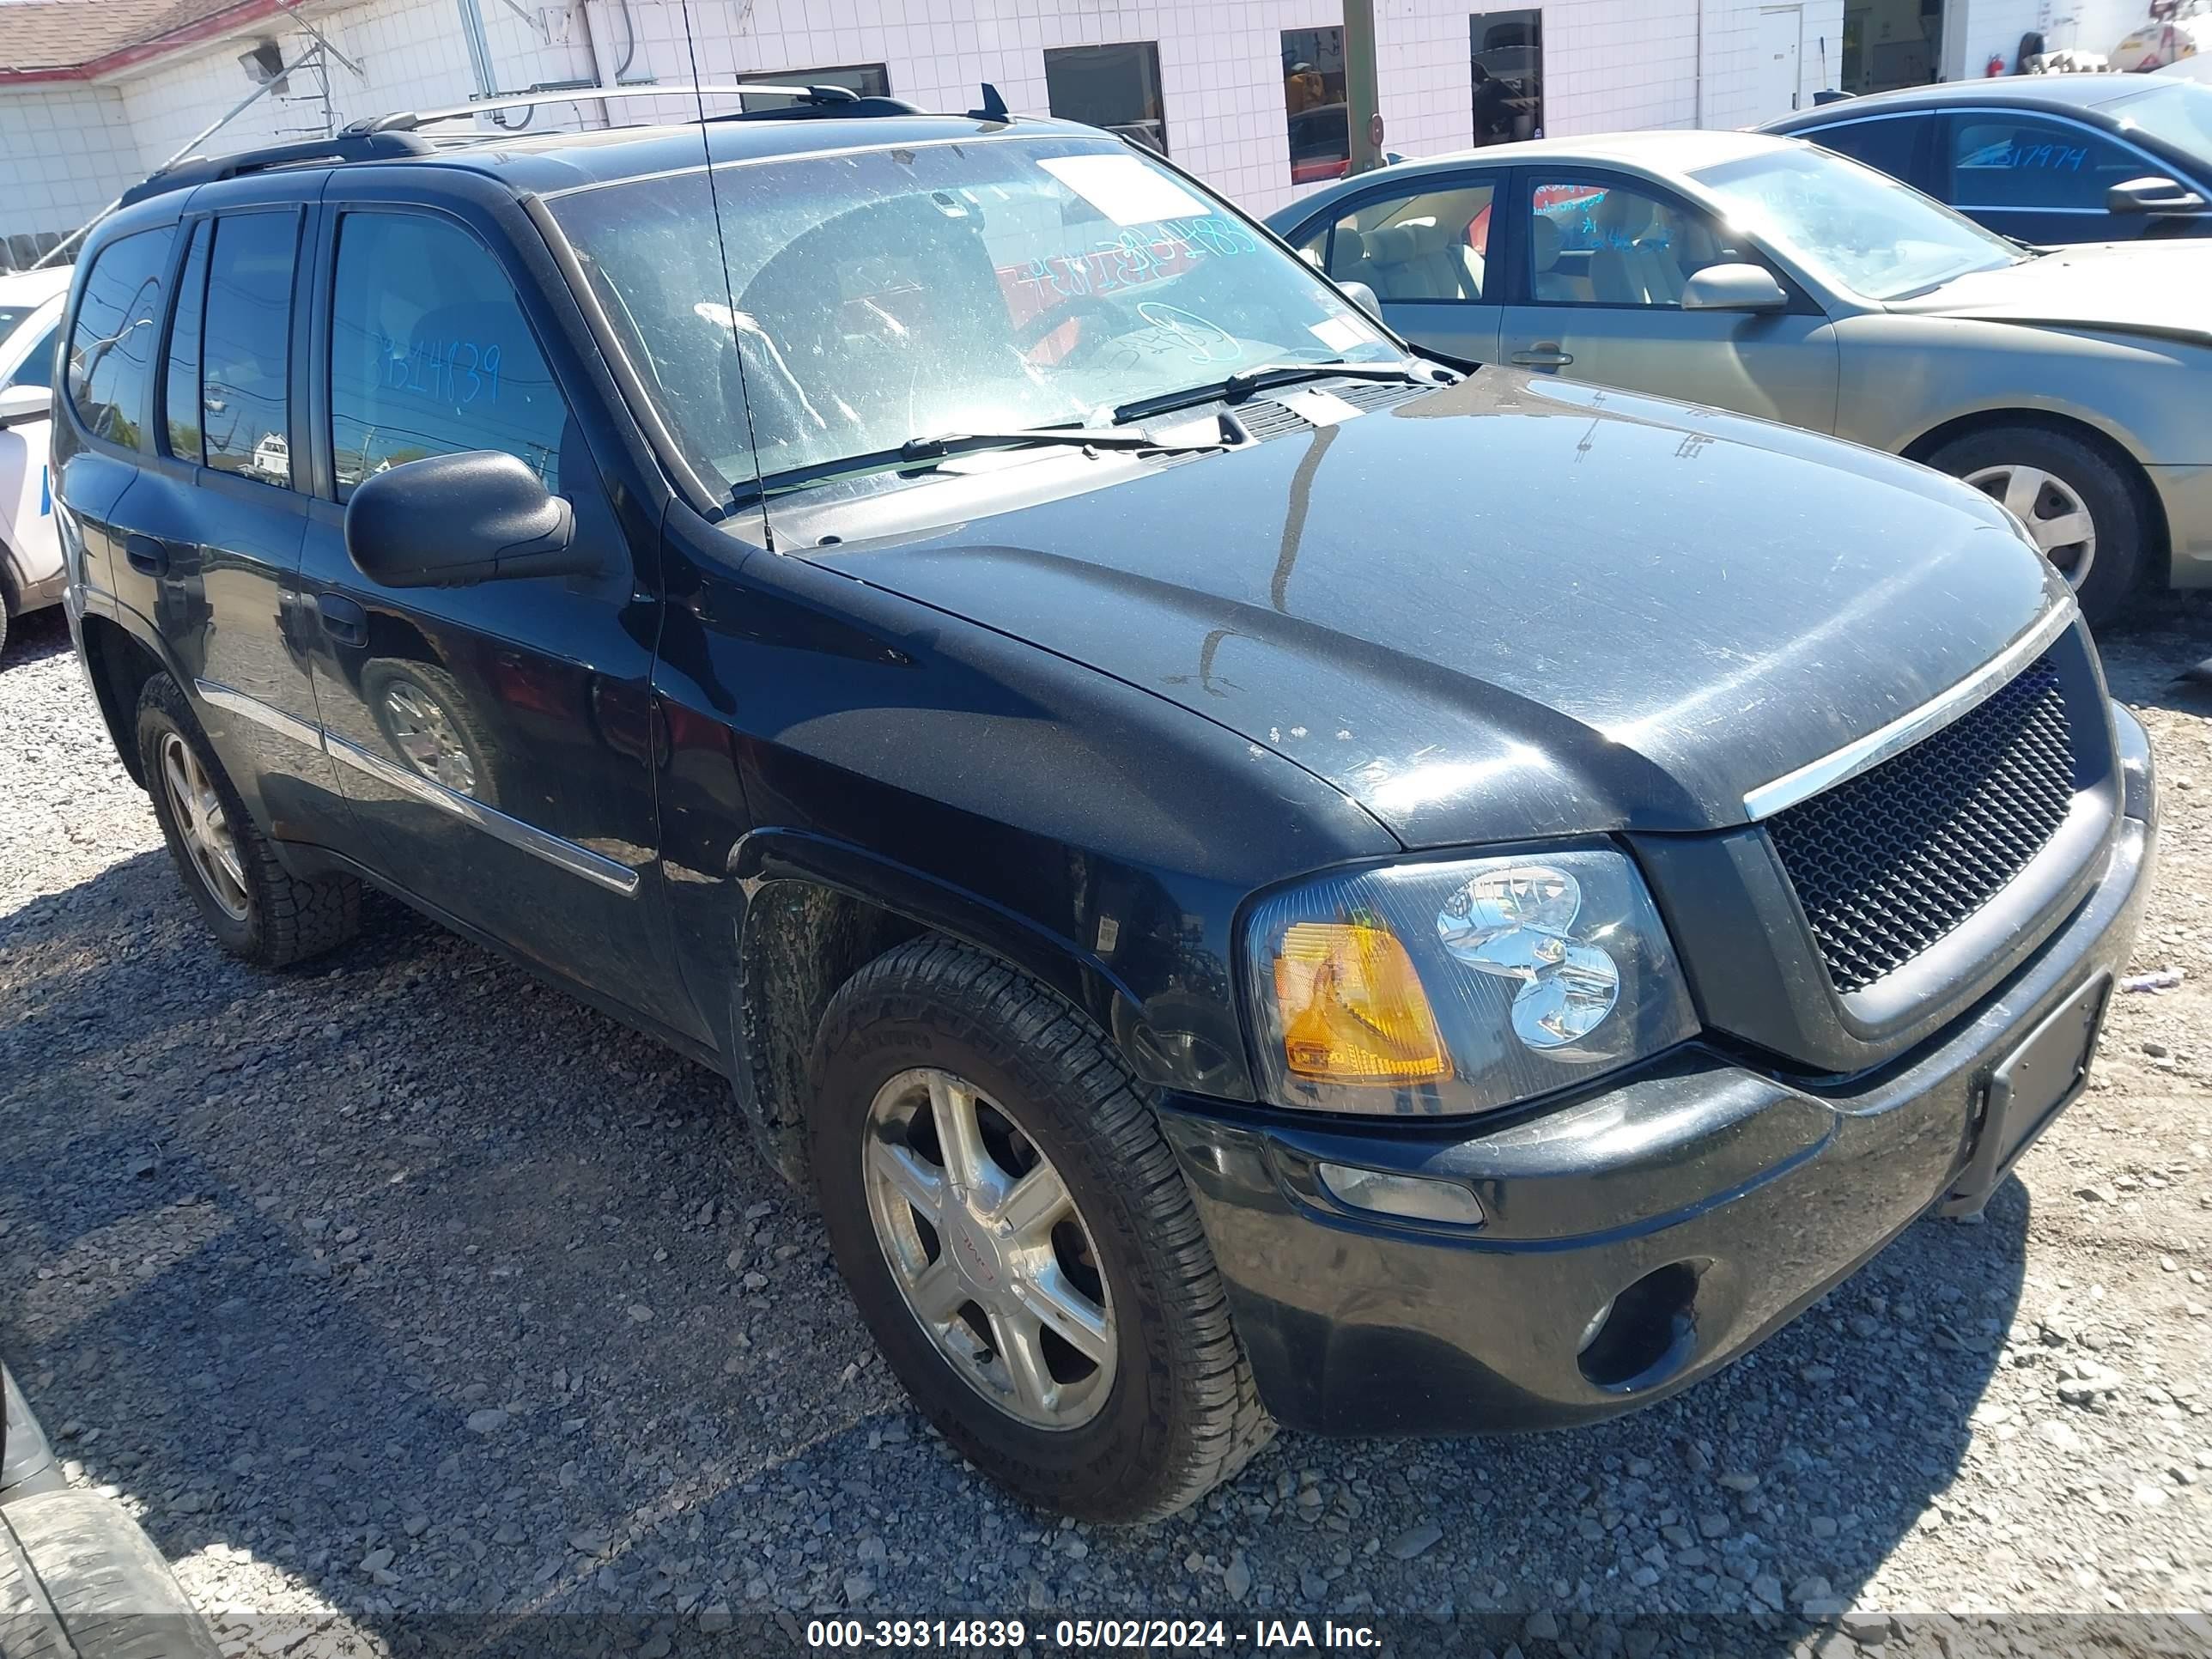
[[2107, 175, 2209, 215], [344, 450, 589, 588], [0, 383, 51, 430], [1680, 262, 1791, 313], [1337, 278, 1383, 320]]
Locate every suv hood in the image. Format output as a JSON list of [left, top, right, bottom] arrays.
[[1891, 240, 2212, 347], [800, 371, 2065, 849]]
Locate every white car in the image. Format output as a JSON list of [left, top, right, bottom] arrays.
[[0, 264, 70, 661]]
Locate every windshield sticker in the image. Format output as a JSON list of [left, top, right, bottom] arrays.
[[1308, 315, 1370, 354], [1039, 155, 1210, 225]]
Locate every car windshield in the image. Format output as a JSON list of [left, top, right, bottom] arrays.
[[1692, 144, 2027, 301], [547, 134, 1401, 498], [0, 306, 38, 346], [2106, 80, 2212, 165]]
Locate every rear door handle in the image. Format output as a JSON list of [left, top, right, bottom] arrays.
[[317, 592, 368, 648], [124, 533, 172, 576], [1510, 347, 1574, 369]]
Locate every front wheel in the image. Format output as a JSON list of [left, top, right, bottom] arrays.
[[808, 939, 1273, 1522], [1929, 424, 2147, 625]]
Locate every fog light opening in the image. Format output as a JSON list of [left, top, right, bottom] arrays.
[[1314, 1162, 1486, 1228], [1576, 1261, 1701, 1392]]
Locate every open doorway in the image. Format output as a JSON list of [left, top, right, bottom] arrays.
[[1840, 0, 1947, 94]]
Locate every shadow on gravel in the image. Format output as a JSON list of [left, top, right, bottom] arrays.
[[2, 812, 2027, 1656], [2096, 592, 2212, 716]]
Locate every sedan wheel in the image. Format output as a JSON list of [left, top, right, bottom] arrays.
[[862, 1066, 1116, 1431], [1964, 462, 2096, 590]]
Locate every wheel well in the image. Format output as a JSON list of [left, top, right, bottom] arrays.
[[734, 880, 927, 1185], [1903, 409, 2171, 583], [77, 614, 166, 787]]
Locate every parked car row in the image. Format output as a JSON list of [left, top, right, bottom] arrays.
[[1271, 85, 2212, 623], [30, 80, 2162, 1523]]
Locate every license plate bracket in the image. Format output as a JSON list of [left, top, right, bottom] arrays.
[[1941, 972, 2111, 1218]]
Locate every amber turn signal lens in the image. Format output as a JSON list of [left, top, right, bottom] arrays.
[[1272, 921, 1450, 1085]]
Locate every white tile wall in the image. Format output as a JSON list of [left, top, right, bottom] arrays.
[[0, 0, 2099, 251], [0, 85, 143, 259]]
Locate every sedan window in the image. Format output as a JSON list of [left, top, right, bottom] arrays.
[[1798, 115, 1926, 183], [1946, 115, 2141, 211], [1522, 178, 1746, 307], [1694, 144, 2023, 301], [1323, 182, 1497, 302]]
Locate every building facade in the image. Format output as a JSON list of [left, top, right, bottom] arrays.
[[0, 0, 2158, 264]]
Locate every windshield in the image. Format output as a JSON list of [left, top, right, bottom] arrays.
[[2106, 80, 2212, 165], [548, 135, 1400, 497], [1692, 144, 2027, 301], [0, 307, 38, 348]]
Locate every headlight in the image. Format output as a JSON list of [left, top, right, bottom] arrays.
[[1243, 849, 1697, 1115]]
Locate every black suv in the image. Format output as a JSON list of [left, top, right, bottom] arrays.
[[56, 87, 2155, 1522]]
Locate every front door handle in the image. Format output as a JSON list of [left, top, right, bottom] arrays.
[[124, 533, 172, 576], [317, 592, 368, 648], [1510, 346, 1574, 369]]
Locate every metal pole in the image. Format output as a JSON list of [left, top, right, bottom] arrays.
[[33, 62, 298, 268], [1343, 0, 1384, 174]]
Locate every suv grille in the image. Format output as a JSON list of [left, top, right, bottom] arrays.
[[1767, 654, 2076, 994]]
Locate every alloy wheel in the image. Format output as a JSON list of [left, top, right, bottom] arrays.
[[159, 732, 250, 921], [861, 1066, 1117, 1431], [381, 681, 479, 795], [1966, 463, 2097, 590]]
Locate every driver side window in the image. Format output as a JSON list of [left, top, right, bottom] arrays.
[[1322, 179, 1498, 303], [1524, 177, 1748, 308]]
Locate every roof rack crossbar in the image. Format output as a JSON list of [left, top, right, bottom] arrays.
[[352, 81, 896, 136]]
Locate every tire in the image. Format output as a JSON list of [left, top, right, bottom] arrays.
[[360, 659, 499, 806], [807, 938, 1273, 1523], [0, 1491, 222, 1659], [136, 675, 360, 968], [1929, 423, 2147, 625]]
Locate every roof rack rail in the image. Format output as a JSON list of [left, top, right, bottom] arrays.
[[349, 81, 921, 136], [117, 131, 436, 208]]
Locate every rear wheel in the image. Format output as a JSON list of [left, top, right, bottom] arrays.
[[137, 675, 360, 967], [1929, 423, 2146, 624], [808, 938, 1273, 1522]]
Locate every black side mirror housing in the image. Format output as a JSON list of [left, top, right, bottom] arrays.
[[343, 450, 591, 588], [2107, 175, 2209, 216]]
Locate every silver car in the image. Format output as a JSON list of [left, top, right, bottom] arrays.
[[1266, 131, 2212, 622]]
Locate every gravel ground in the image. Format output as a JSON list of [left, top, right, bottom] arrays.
[[2, 598, 2209, 1659]]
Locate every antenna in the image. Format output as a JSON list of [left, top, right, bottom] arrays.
[[967, 83, 1011, 124]]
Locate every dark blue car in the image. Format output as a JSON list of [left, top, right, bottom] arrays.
[[1764, 73, 2212, 246]]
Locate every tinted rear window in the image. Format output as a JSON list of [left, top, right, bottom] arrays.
[[67, 226, 176, 449]]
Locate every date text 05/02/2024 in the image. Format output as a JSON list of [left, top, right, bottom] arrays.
[[804, 1618, 1384, 1650]]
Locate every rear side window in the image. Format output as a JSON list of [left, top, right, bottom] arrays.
[[67, 225, 176, 449], [164, 221, 210, 463], [1802, 116, 1925, 184], [201, 213, 299, 487], [329, 212, 566, 500]]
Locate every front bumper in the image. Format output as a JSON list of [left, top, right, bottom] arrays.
[[1161, 710, 2156, 1437]]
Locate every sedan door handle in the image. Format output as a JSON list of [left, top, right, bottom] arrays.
[[317, 592, 368, 648], [1510, 347, 1574, 368], [124, 533, 172, 576]]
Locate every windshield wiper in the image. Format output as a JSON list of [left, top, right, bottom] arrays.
[[1111, 360, 1444, 426], [751, 424, 1224, 499]]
